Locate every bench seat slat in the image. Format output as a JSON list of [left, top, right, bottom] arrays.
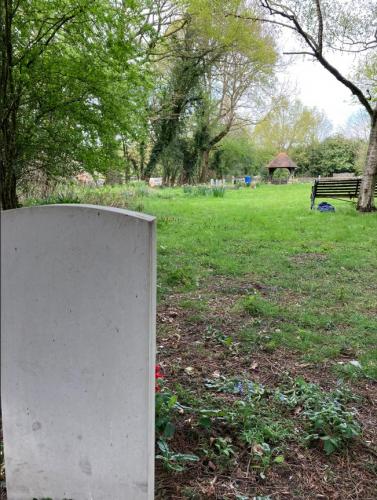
[[317, 183, 360, 186], [316, 186, 360, 189], [316, 189, 360, 194], [315, 188, 377, 193], [316, 194, 358, 197], [316, 188, 360, 192], [316, 183, 360, 186], [316, 193, 357, 197], [316, 185, 360, 189]]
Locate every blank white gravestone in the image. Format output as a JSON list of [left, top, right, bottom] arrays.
[[1, 205, 156, 499]]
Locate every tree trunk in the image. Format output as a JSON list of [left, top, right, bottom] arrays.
[[357, 110, 377, 212], [1, 0, 19, 210], [121, 138, 131, 183], [0, 87, 19, 209], [198, 121, 232, 183], [199, 149, 210, 183], [0, 156, 18, 210]]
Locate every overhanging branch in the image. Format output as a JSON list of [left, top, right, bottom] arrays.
[[256, 0, 374, 117]]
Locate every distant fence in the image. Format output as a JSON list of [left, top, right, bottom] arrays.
[[271, 177, 314, 184], [332, 172, 357, 179], [270, 178, 290, 185]]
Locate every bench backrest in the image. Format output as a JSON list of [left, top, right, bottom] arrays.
[[314, 178, 377, 196], [314, 178, 362, 198]]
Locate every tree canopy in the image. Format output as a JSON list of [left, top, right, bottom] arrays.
[[1, 0, 154, 207]]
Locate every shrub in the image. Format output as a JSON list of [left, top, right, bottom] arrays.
[[28, 191, 81, 205]]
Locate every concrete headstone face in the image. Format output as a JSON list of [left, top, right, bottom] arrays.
[[1, 205, 156, 499]]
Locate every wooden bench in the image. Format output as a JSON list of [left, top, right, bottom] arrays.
[[310, 177, 377, 209]]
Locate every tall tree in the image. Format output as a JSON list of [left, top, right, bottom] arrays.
[[196, 45, 276, 181], [231, 0, 377, 211], [253, 96, 331, 152], [144, 0, 277, 180], [144, 23, 213, 179], [0, 0, 152, 209]]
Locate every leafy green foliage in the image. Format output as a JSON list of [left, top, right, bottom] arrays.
[[305, 403, 361, 455], [2, 0, 154, 206], [204, 325, 236, 352], [197, 385, 293, 475], [155, 387, 201, 472], [276, 378, 361, 454], [183, 185, 226, 197], [156, 391, 181, 439], [200, 436, 236, 468], [195, 186, 212, 196], [216, 133, 272, 176], [292, 136, 362, 177], [156, 439, 199, 472], [31, 192, 81, 205]]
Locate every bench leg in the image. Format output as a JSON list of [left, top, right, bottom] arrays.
[[310, 191, 315, 210]]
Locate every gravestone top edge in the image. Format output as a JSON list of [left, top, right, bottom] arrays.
[[2, 203, 155, 223]]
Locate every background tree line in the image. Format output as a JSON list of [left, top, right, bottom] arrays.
[[1, 0, 375, 210]]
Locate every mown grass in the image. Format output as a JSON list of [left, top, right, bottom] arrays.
[[136, 183, 377, 379]]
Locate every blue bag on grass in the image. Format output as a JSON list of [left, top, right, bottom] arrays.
[[317, 201, 335, 212]]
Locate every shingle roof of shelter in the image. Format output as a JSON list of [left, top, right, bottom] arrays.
[[267, 152, 297, 170]]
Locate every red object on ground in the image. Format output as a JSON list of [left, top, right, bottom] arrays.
[[155, 364, 163, 392]]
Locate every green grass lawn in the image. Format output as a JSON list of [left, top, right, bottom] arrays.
[[23, 182, 377, 498], [140, 183, 377, 378]]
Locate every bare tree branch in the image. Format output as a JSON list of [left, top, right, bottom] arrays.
[[255, 0, 374, 117], [283, 51, 315, 56], [314, 0, 323, 54]]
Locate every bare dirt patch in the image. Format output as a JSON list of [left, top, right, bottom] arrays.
[[290, 253, 328, 265], [156, 275, 377, 499]]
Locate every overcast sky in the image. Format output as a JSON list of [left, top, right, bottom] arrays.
[[279, 36, 364, 133]]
